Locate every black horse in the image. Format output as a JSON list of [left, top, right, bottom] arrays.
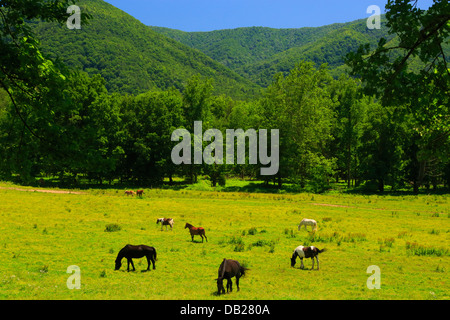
[[215, 259, 248, 295], [115, 244, 157, 271]]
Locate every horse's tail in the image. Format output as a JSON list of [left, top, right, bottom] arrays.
[[318, 248, 326, 254], [240, 264, 249, 277]]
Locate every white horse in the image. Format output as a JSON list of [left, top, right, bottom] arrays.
[[156, 218, 174, 231], [298, 218, 318, 231], [290, 245, 326, 270]]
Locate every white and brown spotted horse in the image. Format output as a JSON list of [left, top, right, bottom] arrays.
[[156, 218, 174, 231], [291, 245, 326, 270]]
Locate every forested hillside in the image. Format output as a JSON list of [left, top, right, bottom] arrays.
[[30, 0, 260, 99], [150, 17, 393, 86]]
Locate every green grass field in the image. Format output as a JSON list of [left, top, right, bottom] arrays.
[[0, 181, 448, 300]]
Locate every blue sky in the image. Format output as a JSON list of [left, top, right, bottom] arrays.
[[104, 0, 435, 32]]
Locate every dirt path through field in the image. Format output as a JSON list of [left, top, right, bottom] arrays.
[[313, 203, 352, 208], [0, 186, 86, 195]]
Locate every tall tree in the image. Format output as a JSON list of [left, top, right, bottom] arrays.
[[261, 62, 336, 189], [182, 75, 214, 183], [0, 0, 90, 135], [347, 0, 449, 192], [329, 76, 366, 188]]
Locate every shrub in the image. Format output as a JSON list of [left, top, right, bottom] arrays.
[[406, 242, 449, 257], [104, 223, 121, 232]]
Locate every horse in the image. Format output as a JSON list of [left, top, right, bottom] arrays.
[[136, 190, 144, 197], [124, 190, 135, 196], [157, 218, 174, 231], [290, 245, 326, 270], [184, 223, 207, 242], [215, 259, 248, 295], [114, 244, 157, 272], [298, 218, 318, 231]]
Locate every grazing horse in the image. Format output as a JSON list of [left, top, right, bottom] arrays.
[[136, 190, 144, 197], [157, 218, 174, 231], [216, 259, 248, 295], [184, 223, 207, 242], [115, 244, 157, 272], [298, 218, 318, 231], [290, 245, 326, 270], [124, 190, 135, 196]]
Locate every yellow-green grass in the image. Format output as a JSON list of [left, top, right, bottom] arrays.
[[0, 183, 448, 300]]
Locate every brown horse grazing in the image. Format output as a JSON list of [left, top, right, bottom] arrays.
[[184, 223, 207, 242], [115, 244, 157, 272], [124, 190, 135, 196], [136, 190, 144, 197], [216, 259, 248, 295], [291, 245, 326, 270]]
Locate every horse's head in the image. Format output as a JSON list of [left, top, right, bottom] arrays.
[[115, 259, 122, 270], [184, 223, 190, 229], [215, 277, 225, 295], [290, 252, 297, 267]]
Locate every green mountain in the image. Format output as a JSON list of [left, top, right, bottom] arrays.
[[30, 0, 260, 99], [151, 18, 393, 86], [237, 26, 385, 86]]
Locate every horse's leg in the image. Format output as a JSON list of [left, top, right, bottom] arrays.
[[127, 259, 131, 272], [204, 233, 207, 242], [227, 279, 232, 293], [300, 258, 304, 269], [311, 257, 315, 270], [236, 276, 240, 292], [151, 252, 156, 270], [191, 233, 194, 242], [130, 259, 135, 271], [316, 256, 320, 270], [146, 256, 151, 271]]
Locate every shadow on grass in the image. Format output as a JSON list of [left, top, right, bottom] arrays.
[[5, 176, 449, 196]]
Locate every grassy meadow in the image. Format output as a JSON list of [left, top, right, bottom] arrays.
[[0, 181, 448, 300]]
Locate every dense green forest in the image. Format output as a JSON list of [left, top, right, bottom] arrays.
[[30, 0, 260, 99], [150, 17, 394, 86], [0, 0, 448, 193]]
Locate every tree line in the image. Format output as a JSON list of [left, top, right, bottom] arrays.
[[1, 63, 448, 192]]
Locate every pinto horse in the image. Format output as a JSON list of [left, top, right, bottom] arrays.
[[184, 223, 207, 242], [115, 244, 157, 272], [291, 245, 326, 270], [298, 218, 318, 231], [157, 218, 174, 231], [216, 259, 248, 295]]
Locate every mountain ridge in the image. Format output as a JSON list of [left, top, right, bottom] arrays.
[[31, 0, 261, 99], [150, 16, 392, 85]]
